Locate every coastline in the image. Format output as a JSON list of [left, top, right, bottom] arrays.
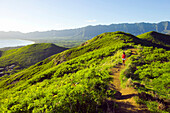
[[0, 39, 35, 49]]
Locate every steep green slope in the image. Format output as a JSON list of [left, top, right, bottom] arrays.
[[137, 31, 170, 47], [0, 32, 132, 89], [0, 31, 169, 112], [120, 47, 170, 113], [0, 31, 135, 112], [0, 43, 67, 68]]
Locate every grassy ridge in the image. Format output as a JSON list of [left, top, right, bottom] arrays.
[[0, 43, 67, 68], [0, 32, 131, 90], [137, 31, 170, 47], [0, 31, 169, 112], [0, 32, 133, 112]]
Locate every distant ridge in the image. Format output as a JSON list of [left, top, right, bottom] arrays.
[[0, 21, 170, 40]]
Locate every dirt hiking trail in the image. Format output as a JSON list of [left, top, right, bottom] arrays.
[[110, 49, 150, 113]]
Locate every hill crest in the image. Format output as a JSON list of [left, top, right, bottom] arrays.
[[0, 43, 67, 69], [137, 31, 170, 47]]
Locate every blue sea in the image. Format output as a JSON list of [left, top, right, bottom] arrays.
[[0, 39, 35, 48]]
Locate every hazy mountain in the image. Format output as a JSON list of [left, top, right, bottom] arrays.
[[0, 31, 24, 39], [0, 21, 170, 40]]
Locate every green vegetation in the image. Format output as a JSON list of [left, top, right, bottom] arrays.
[[120, 47, 170, 113], [0, 43, 67, 68], [0, 32, 130, 112], [0, 46, 23, 51], [137, 31, 170, 47], [0, 31, 170, 112]]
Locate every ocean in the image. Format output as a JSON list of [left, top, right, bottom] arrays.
[[0, 39, 35, 48]]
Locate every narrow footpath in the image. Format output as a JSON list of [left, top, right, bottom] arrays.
[[110, 49, 150, 113]]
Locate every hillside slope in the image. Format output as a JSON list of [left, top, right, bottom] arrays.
[[137, 31, 170, 47], [0, 31, 169, 113], [0, 43, 67, 68], [0, 32, 137, 112]]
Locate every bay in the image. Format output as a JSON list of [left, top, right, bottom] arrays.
[[0, 39, 35, 48]]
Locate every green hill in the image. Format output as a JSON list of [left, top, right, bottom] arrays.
[[0, 43, 67, 68], [0, 31, 169, 113], [137, 31, 170, 47]]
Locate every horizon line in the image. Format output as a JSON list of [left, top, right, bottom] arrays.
[[0, 20, 169, 33]]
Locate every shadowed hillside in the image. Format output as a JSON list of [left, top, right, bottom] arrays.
[[137, 31, 170, 47]]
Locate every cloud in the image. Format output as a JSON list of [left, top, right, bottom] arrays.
[[87, 19, 97, 23]]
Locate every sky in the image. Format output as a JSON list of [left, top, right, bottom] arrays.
[[0, 0, 169, 33]]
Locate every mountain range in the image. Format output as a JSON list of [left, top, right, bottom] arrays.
[[0, 21, 170, 41]]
